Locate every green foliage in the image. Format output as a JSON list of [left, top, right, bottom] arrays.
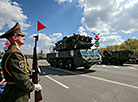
[[99, 38, 138, 54]]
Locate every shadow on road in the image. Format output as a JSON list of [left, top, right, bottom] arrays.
[[39, 65, 96, 76]]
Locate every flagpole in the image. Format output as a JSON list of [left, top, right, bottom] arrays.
[[37, 31, 39, 40]]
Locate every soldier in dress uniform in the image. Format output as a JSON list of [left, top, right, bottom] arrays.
[[0, 22, 42, 102]]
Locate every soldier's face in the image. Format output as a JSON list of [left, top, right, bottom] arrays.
[[16, 35, 25, 45]]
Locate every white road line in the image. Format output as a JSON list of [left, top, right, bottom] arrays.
[[102, 65, 106, 67], [93, 68, 108, 71], [50, 67, 138, 89], [82, 75, 138, 89], [45, 75, 69, 89], [38, 67, 41, 73], [113, 66, 119, 69], [127, 67, 138, 70], [101, 65, 137, 71]]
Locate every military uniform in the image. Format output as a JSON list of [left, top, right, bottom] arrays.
[[0, 23, 34, 102]]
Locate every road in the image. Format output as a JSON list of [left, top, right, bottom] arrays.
[[29, 59, 138, 102]]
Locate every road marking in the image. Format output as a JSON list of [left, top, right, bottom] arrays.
[[93, 68, 108, 71], [45, 75, 69, 89], [81, 75, 138, 89], [100, 65, 137, 71], [102, 65, 106, 67], [127, 67, 138, 70], [113, 66, 119, 69], [50, 67, 138, 89], [38, 67, 41, 73], [102, 65, 119, 69]]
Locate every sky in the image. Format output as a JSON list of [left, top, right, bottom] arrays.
[[0, 0, 138, 54]]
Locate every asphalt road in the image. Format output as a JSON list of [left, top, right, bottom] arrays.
[[29, 59, 138, 102]]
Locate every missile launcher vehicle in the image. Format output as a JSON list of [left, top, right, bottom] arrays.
[[101, 50, 135, 65], [46, 34, 102, 70]]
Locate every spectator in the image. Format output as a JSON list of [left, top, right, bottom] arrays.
[[0, 67, 5, 95]]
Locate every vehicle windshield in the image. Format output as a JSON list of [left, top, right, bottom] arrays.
[[81, 50, 100, 56], [80, 51, 88, 56], [88, 51, 100, 55], [88, 51, 94, 55]]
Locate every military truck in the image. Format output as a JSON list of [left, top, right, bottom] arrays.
[[46, 34, 102, 70], [101, 50, 135, 65]]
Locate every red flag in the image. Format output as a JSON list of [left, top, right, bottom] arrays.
[[37, 20, 46, 31]]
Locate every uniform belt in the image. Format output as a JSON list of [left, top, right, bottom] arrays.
[[7, 82, 15, 84]]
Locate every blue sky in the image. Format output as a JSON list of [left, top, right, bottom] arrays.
[[0, 0, 138, 54]]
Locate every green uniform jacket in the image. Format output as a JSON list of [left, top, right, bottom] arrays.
[[0, 46, 34, 102]]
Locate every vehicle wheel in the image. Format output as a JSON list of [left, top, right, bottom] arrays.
[[53, 59, 58, 67], [111, 59, 120, 65], [66, 59, 75, 70], [103, 58, 110, 65], [58, 59, 65, 68], [119, 60, 124, 65], [84, 66, 91, 69], [49, 58, 54, 67]]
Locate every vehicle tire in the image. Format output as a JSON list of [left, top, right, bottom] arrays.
[[58, 59, 65, 68], [119, 60, 124, 65], [66, 59, 75, 70], [103, 58, 110, 65], [49, 58, 54, 67], [53, 59, 58, 67], [111, 59, 120, 65]]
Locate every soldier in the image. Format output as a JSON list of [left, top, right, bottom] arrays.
[[0, 22, 42, 102]]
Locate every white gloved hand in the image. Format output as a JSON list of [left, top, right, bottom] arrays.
[[34, 84, 43, 91]]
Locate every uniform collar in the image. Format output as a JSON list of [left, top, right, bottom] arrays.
[[16, 46, 20, 51], [11, 45, 21, 51]]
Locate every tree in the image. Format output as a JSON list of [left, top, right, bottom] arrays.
[[122, 38, 138, 49], [99, 38, 138, 54]]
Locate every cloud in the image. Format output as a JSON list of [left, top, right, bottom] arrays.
[[21, 44, 33, 55], [132, 36, 136, 39], [0, 32, 62, 54], [0, 0, 30, 31], [0, 32, 6, 39], [55, 0, 73, 4], [0, 32, 7, 51], [100, 35, 124, 46], [50, 33, 62, 42], [27, 33, 63, 54], [56, 0, 138, 47], [78, 0, 138, 34], [78, 26, 86, 33], [77, 26, 88, 36]]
